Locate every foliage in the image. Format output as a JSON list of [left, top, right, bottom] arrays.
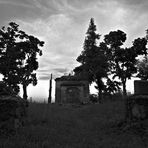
[[0, 22, 44, 99], [104, 30, 147, 96], [132, 37, 147, 56], [89, 94, 98, 103], [137, 56, 148, 80], [104, 78, 121, 94], [74, 18, 108, 101]]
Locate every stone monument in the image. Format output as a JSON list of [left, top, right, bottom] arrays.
[[55, 75, 89, 104], [127, 80, 148, 121], [134, 80, 148, 95]]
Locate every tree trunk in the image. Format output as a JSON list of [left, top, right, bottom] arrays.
[[122, 80, 129, 121], [98, 87, 102, 103], [23, 84, 28, 100], [122, 81, 127, 97], [48, 74, 52, 104], [96, 78, 104, 103]]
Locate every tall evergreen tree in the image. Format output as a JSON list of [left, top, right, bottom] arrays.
[[74, 18, 108, 102]]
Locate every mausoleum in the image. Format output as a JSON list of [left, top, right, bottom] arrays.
[[55, 75, 89, 104]]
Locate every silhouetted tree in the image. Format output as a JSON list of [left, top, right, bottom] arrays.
[[104, 30, 147, 97], [136, 30, 148, 80], [103, 30, 148, 120], [132, 37, 147, 57], [137, 56, 148, 80], [0, 22, 44, 99], [74, 18, 108, 102], [104, 78, 121, 94]]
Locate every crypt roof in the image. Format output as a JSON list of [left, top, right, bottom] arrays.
[[55, 75, 88, 81]]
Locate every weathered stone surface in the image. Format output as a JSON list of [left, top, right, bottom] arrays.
[[55, 75, 89, 104], [127, 95, 148, 120], [134, 80, 148, 95], [0, 95, 28, 133], [126, 80, 148, 121]]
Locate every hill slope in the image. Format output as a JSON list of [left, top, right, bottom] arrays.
[[1, 100, 148, 148]]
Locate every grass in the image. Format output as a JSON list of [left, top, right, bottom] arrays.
[[0, 99, 148, 148]]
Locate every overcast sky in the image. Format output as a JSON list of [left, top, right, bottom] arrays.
[[0, 0, 148, 101]]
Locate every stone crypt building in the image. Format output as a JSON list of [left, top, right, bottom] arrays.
[[55, 75, 89, 104]]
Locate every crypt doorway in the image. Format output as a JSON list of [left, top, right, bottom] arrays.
[[66, 87, 80, 103]]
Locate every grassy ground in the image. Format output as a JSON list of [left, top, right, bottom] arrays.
[[1, 99, 148, 148]]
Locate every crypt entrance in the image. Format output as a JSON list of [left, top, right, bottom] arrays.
[[66, 87, 80, 103]]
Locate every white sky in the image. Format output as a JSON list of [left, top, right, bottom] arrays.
[[0, 0, 148, 102]]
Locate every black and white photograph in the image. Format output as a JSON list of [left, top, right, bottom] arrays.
[[0, 0, 148, 147]]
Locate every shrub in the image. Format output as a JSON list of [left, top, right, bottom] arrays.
[[89, 94, 98, 103]]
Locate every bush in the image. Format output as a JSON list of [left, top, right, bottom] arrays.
[[89, 94, 98, 103]]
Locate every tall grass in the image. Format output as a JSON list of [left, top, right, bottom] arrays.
[[0, 100, 148, 148]]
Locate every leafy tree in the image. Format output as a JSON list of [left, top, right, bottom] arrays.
[[0, 22, 44, 99], [137, 56, 148, 80], [104, 30, 148, 120], [104, 30, 147, 97], [134, 30, 148, 80], [132, 37, 147, 56], [0, 22, 21, 94], [74, 18, 108, 102], [104, 78, 121, 94]]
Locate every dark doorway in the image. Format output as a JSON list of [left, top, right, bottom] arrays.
[[66, 87, 80, 103]]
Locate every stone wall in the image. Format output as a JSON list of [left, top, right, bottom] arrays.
[[126, 80, 148, 121], [127, 95, 148, 120], [0, 95, 28, 133]]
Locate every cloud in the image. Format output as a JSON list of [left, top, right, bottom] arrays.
[[0, 0, 33, 7], [1, 0, 148, 81], [12, 0, 148, 80], [1, 0, 148, 99], [52, 68, 68, 73], [38, 76, 50, 80], [0, 0, 58, 27], [38, 67, 69, 80], [117, 0, 148, 6], [15, 13, 85, 79]]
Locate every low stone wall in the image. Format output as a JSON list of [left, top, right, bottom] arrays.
[[0, 95, 28, 133], [127, 95, 148, 121]]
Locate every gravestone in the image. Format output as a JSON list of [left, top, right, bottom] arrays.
[[127, 80, 148, 121], [134, 80, 148, 95], [55, 75, 89, 104]]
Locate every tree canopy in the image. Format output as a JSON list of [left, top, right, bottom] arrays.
[[74, 18, 148, 101], [74, 18, 109, 102], [0, 22, 44, 99], [104, 30, 147, 96], [137, 56, 148, 80]]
